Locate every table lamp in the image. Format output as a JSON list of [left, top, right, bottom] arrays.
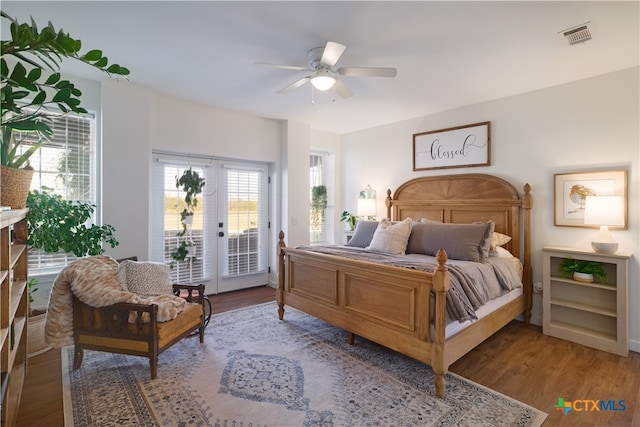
[[357, 185, 377, 220], [583, 195, 625, 254]]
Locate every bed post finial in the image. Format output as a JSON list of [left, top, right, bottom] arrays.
[[385, 189, 392, 219], [277, 231, 286, 320]]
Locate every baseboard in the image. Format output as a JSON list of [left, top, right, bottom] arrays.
[[629, 339, 640, 354]]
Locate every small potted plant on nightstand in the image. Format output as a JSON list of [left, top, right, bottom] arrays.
[[559, 257, 607, 283], [340, 211, 358, 231]]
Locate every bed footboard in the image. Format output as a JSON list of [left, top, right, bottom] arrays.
[[277, 231, 451, 398]]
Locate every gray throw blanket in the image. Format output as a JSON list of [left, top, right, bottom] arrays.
[[295, 245, 521, 323]]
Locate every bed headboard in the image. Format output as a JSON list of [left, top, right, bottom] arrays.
[[385, 174, 533, 320], [385, 173, 532, 271]]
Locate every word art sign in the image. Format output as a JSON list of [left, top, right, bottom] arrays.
[[413, 122, 491, 171]]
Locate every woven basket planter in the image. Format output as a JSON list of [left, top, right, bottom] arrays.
[[0, 165, 34, 209]]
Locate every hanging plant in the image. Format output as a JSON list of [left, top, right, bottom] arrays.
[[311, 184, 327, 227], [170, 167, 205, 267]]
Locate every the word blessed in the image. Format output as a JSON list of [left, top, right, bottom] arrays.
[[429, 134, 485, 160]]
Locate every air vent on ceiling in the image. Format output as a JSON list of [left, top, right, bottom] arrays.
[[560, 22, 592, 45]]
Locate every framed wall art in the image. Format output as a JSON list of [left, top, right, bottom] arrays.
[[554, 169, 627, 228], [413, 121, 490, 171]]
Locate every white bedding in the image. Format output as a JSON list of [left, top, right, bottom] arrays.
[[443, 287, 523, 338]]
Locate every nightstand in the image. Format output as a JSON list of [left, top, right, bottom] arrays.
[[542, 246, 630, 356]]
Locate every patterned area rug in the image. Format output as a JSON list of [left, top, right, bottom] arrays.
[[62, 302, 546, 426]]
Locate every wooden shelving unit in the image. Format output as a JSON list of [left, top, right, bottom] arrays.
[[542, 246, 630, 356], [1, 209, 29, 427]]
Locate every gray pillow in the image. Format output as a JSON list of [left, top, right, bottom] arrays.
[[406, 221, 495, 262], [346, 220, 379, 248]]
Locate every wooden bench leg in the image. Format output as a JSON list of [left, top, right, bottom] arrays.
[[73, 347, 84, 370], [150, 357, 158, 379], [348, 332, 355, 345]]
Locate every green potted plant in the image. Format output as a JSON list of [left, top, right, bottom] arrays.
[[1, 12, 129, 208], [340, 210, 359, 231], [170, 168, 205, 266], [25, 190, 120, 356], [559, 257, 607, 283], [26, 190, 119, 256]]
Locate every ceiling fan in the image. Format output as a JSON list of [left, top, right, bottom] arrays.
[[256, 41, 397, 98]]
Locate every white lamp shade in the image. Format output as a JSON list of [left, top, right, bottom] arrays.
[[584, 196, 625, 227], [357, 198, 376, 217], [310, 75, 336, 91]]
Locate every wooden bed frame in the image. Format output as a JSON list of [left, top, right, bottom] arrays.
[[277, 173, 532, 398]]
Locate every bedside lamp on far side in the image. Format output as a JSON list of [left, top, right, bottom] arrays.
[[357, 185, 377, 220], [583, 195, 625, 254]]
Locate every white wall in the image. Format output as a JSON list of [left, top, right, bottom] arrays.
[[341, 67, 640, 351], [101, 79, 284, 266]]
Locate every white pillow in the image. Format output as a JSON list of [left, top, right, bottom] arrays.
[[116, 260, 173, 297], [367, 218, 412, 255], [491, 246, 514, 258]]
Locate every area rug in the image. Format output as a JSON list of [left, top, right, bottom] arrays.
[[62, 302, 546, 426]]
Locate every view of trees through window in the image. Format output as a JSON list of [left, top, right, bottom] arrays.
[[310, 152, 327, 244]]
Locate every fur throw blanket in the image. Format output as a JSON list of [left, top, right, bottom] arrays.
[[45, 255, 188, 348]]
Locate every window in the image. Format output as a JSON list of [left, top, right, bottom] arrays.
[[310, 151, 328, 244], [152, 155, 213, 284], [15, 111, 97, 273]]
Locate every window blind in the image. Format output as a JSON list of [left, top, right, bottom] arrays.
[[152, 153, 214, 284], [219, 163, 268, 277], [310, 151, 327, 244], [14, 110, 97, 274]]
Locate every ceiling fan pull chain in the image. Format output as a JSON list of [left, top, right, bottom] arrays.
[[311, 85, 315, 105]]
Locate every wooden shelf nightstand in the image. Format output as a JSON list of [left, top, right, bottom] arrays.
[[542, 246, 630, 356]]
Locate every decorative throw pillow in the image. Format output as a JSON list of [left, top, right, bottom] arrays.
[[346, 220, 379, 248], [490, 232, 512, 251], [367, 218, 412, 255], [116, 260, 173, 297], [406, 220, 495, 262], [407, 221, 439, 254]]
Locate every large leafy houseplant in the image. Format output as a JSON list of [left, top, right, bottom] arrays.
[[1, 11, 130, 168], [26, 190, 119, 257]]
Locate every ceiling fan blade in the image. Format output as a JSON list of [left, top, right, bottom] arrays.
[[333, 79, 354, 98], [255, 62, 308, 71], [337, 67, 397, 78], [320, 41, 346, 67], [277, 76, 312, 94]]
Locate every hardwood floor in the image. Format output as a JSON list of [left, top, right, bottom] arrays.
[[17, 286, 639, 426]]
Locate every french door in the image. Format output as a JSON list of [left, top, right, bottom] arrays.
[[153, 154, 269, 293], [216, 161, 269, 293]]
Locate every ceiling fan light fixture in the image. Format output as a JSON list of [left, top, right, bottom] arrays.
[[310, 75, 336, 91]]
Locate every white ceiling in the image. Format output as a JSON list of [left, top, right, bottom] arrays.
[[3, 1, 639, 135]]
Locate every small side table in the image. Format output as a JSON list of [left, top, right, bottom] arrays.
[[542, 246, 630, 356]]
